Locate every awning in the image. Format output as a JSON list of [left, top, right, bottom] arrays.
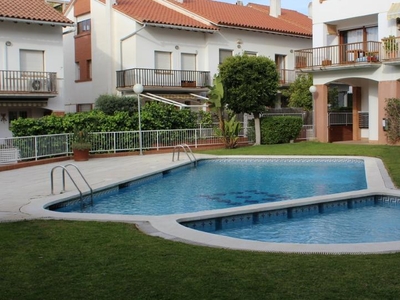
[[0, 101, 47, 107], [387, 3, 400, 20], [141, 93, 206, 109]]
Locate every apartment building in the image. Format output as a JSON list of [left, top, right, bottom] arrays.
[[63, 0, 312, 112], [296, 0, 400, 144], [0, 0, 73, 138]]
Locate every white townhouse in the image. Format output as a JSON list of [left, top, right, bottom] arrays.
[[0, 0, 73, 138], [63, 0, 312, 112], [296, 0, 400, 144]]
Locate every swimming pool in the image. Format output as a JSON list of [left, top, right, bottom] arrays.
[[50, 158, 367, 215], [182, 195, 400, 244], [40, 155, 400, 253]]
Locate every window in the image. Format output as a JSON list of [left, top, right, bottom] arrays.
[[77, 104, 92, 112], [181, 53, 196, 70], [77, 19, 91, 34], [9, 111, 28, 125], [219, 49, 233, 64], [20, 50, 44, 72], [340, 26, 379, 62], [275, 55, 286, 83], [155, 51, 171, 70], [87, 59, 92, 79], [75, 62, 80, 80], [244, 51, 257, 56]]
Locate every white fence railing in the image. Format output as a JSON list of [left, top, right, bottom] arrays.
[[0, 128, 236, 164], [0, 125, 314, 165]]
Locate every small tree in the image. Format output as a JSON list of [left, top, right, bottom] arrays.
[[219, 55, 279, 145], [207, 75, 225, 134], [385, 98, 400, 144], [282, 73, 313, 111]]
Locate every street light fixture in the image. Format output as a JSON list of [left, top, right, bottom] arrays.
[[133, 83, 144, 155], [309, 85, 317, 138]]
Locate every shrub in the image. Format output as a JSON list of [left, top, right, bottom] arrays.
[[95, 94, 137, 115], [10, 102, 213, 137], [260, 116, 303, 144], [385, 98, 400, 144]]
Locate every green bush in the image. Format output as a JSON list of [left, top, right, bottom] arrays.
[[260, 116, 303, 144], [10, 102, 213, 137], [95, 94, 137, 115]]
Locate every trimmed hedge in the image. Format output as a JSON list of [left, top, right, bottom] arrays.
[[261, 116, 303, 144], [10, 102, 213, 137]]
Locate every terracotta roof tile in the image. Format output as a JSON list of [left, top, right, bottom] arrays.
[[0, 0, 73, 24], [168, 0, 312, 37], [112, 0, 217, 31]]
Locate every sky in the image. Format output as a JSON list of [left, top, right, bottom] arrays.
[[219, 0, 311, 15]]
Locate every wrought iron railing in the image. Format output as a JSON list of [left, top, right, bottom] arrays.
[[116, 68, 211, 89], [329, 112, 353, 126], [295, 41, 383, 69], [0, 70, 57, 93]]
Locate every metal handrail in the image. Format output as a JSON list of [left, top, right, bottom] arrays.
[[172, 143, 197, 166], [50, 164, 93, 206]]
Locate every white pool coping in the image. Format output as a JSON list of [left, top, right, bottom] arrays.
[[13, 154, 400, 254]]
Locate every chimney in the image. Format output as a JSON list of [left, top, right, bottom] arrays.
[[270, 0, 281, 18], [236, 1, 243, 5]]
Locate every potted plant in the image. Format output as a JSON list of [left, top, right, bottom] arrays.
[[365, 51, 378, 62], [71, 128, 91, 161], [383, 35, 398, 59]]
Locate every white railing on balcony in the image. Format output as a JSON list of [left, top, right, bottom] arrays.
[[0, 70, 57, 93]]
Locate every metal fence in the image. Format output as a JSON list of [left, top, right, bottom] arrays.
[[0, 128, 230, 164], [0, 125, 315, 165]]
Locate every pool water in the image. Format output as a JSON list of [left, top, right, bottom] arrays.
[[216, 203, 400, 244], [55, 158, 367, 215]]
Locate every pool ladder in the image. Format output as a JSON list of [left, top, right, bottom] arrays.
[[172, 144, 197, 166], [50, 163, 93, 206]]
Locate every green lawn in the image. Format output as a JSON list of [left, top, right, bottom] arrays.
[[2, 142, 400, 300]]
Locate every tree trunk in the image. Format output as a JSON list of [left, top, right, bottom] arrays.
[[253, 112, 261, 145]]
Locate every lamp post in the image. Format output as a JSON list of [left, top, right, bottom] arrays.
[[133, 83, 144, 155], [309, 85, 317, 138]]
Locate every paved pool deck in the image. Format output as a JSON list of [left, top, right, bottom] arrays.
[[1, 153, 399, 254]]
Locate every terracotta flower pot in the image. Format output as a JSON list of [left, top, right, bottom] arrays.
[[73, 148, 90, 161]]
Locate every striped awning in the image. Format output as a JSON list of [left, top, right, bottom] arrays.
[[387, 3, 400, 20], [0, 101, 47, 107]]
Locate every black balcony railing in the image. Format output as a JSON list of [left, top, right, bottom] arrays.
[[116, 68, 211, 89], [294, 41, 383, 69], [0, 70, 57, 94]]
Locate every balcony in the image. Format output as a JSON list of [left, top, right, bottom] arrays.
[[116, 68, 211, 92], [0, 71, 58, 98], [278, 69, 296, 85], [294, 41, 388, 71]]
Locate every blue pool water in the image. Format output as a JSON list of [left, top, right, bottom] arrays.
[[54, 158, 367, 215], [207, 203, 400, 244]]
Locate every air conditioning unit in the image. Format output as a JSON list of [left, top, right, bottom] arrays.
[[29, 79, 48, 92]]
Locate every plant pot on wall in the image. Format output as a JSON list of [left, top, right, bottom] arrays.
[[71, 129, 92, 161], [72, 148, 90, 161]]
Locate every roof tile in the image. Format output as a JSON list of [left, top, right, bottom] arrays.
[[113, 0, 217, 30], [0, 0, 73, 24], [170, 0, 312, 36]]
